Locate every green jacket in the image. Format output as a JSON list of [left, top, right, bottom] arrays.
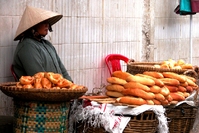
[[13, 37, 73, 82]]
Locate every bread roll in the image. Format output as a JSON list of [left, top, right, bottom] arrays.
[[152, 99, 161, 105], [107, 77, 127, 85], [143, 71, 164, 79], [41, 77, 52, 89], [155, 93, 165, 101], [126, 75, 155, 86], [186, 78, 198, 87], [112, 71, 132, 80], [123, 81, 150, 92], [106, 91, 124, 98], [122, 88, 155, 100], [164, 85, 178, 92], [159, 78, 180, 86], [181, 64, 193, 69], [116, 96, 147, 105], [162, 72, 187, 83], [183, 92, 190, 98], [106, 84, 125, 92], [178, 86, 187, 92], [186, 86, 193, 93], [170, 92, 185, 101], [34, 78, 43, 89], [180, 82, 188, 87], [146, 100, 154, 105], [150, 85, 161, 93], [161, 99, 169, 105], [136, 74, 164, 87], [160, 86, 170, 96], [165, 95, 173, 102]]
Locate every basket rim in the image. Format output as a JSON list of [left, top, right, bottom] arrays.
[[0, 82, 88, 93]]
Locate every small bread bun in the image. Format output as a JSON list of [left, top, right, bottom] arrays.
[[107, 77, 127, 85], [116, 96, 147, 105], [19, 76, 34, 85], [41, 77, 52, 89], [45, 72, 63, 84], [111, 71, 132, 80], [106, 91, 124, 98], [106, 84, 125, 92]]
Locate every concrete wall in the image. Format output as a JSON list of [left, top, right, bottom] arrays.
[[0, 0, 199, 115]]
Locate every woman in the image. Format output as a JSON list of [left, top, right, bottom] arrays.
[[12, 6, 73, 82]]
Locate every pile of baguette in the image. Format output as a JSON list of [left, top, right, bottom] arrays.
[[106, 71, 198, 106]]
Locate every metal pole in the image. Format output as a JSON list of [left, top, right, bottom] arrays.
[[189, 15, 193, 64]]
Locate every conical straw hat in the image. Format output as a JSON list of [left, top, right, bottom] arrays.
[[14, 6, 63, 41]]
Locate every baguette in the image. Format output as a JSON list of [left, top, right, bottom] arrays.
[[143, 71, 164, 79], [160, 86, 170, 96], [107, 77, 127, 85], [159, 78, 180, 86], [116, 96, 147, 105], [186, 86, 193, 93], [122, 88, 155, 100], [155, 93, 165, 101], [186, 78, 198, 87], [152, 99, 161, 105], [126, 75, 155, 86], [178, 86, 187, 92], [180, 82, 188, 87], [123, 81, 150, 92], [136, 74, 164, 87], [150, 85, 161, 93], [165, 95, 173, 102], [170, 92, 185, 101], [112, 71, 132, 80], [146, 100, 154, 105], [106, 91, 124, 98], [162, 72, 187, 83], [164, 85, 178, 92], [106, 84, 125, 92]]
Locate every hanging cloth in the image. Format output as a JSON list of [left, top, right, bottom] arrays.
[[191, 0, 199, 12]]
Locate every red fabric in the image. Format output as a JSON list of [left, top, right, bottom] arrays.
[[191, 0, 199, 12]]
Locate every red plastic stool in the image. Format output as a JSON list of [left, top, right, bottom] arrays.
[[105, 54, 129, 76]]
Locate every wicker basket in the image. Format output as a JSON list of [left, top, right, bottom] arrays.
[[76, 111, 158, 133], [0, 82, 87, 102], [13, 100, 70, 133], [127, 61, 198, 78], [165, 103, 198, 133]]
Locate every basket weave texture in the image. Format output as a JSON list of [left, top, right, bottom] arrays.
[[127, 61, 197, 77], [0, 82, 87, 102], [76, 111, 158, 133], [13, 100, 69, 133], [165, 103, 197, 133]]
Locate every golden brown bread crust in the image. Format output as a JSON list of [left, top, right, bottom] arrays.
[[123, 81, 150, 92], [19, 76, 34, 85], [116, 96, 147, 105], [111, 71, 132, 80], [154, 93, 165, 101], [178, 86, 187, 92], [160, 86, 170, 96], [122, 88, 155, 100], [170, 92, 185, 101], [159, 78, 180, 86], [41, 77, 52, 89], [162, 72, 187, 83], [136, 74, 164, 87], [34, 78, 43, 89], [106, 84, 125, 92], [149, 85, 161, 93], [57, 78, 73, 88], [107, 77, 127, 85], [45, 72, 63, 84], [106, 91, 124, 98], [152, 99, 161, 105], [164, 85, 178, 92], [126, 75, 155, 86], [143, 71, 164, 79]]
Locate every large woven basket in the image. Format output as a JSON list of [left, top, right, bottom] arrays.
[[0, 82, 87, 102], [127, 61, 198, 78], [13, 100, 70, 133], [76, 111, 158, 133], [165, 103, 198, 133]]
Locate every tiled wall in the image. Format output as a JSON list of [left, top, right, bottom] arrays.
[[0, 0, 199, 115]]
